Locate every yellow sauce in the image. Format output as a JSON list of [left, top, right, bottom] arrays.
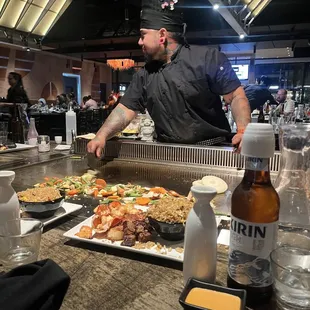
[[185, 287, 241, 310]]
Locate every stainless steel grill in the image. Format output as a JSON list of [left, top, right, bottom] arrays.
[[74, 139, 281, 172]]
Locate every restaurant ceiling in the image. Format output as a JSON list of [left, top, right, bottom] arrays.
[[0, 0, 71, 43], [1, 0, 309, 61]]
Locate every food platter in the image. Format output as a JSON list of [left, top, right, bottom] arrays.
[[31, 172, 232, 261], [64, 212, 230, 263], [0, 143, 36, 154]]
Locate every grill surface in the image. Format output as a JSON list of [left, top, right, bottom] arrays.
[[75, 139, 281, 173]]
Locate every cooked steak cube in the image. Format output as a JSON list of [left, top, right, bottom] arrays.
[[121, 234, 136, 247], [135, 224, 145, 234], [138, 231, 152, 243], [123, 220, 136, 235]]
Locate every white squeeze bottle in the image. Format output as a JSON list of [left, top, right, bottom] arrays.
[[0, 171, 20, 226], [183, 186, 218, 285], [65, 106, 77, 145]]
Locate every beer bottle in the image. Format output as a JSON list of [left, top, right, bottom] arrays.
[[257, 106, 265, 123], [11, 104, 25, 143], [227, 123, 279, 307]]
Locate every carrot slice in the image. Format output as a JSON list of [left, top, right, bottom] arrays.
[[93, 189, 99, 197], [150, 187, 167, 194], [136, 197, 151, 206], [100, 191, 115, 197], [67, 189, 79, 196], [107, 196, 120, 200], [117, 187, 125, 197], [95, 179, 107, 187]]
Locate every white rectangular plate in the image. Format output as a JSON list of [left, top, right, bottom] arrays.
[[0, 143, 37, 154], [22, 202, 82, 226], [64, 215, 231, 263]]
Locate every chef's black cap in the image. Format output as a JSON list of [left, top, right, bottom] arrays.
[[140, 0, 184, 33]]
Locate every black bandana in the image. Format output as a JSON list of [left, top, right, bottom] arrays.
[[140, 0, 184, 33]]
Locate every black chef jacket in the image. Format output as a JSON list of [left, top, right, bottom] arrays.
[[121, 45, 241, 144], [244, 84, 277, 112]]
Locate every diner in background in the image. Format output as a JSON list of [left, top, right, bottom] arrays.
[[88, 0, 251, 157], [81, 95, 98, 110], [55, 94, 68, 110], [66, 92, 78, 109], [29, 98, 48, 112], [275, 88, 295, 115]]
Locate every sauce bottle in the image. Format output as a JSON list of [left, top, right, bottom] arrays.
[[183, 186, 218, 285]]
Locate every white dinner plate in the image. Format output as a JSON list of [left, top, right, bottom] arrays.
[[64, 214, 230, 262]]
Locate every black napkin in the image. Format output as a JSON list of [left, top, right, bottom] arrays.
[[0, 259, 70, 310]]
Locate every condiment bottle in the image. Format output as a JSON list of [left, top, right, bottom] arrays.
[[257, 106, 265, 123], [27, 118, 38, 145], [11, 104, 25, 143], [183, 186, 217, 285], [65, 106, 77, 145], [227, 123, 279, 307], [0, 171, 20, 226]]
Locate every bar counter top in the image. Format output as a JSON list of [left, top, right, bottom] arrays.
[[1, 150, 277, 310]]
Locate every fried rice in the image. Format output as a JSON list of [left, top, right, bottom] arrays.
[[18, 187, 62, 202], [147, 197, 193, 224]]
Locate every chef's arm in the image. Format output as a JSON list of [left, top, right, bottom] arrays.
[[223, 86, 251, 132], [95, 103, 137, 141]]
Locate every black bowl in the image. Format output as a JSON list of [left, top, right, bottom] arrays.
[[179, 278, 247, 310], [19, 196, 64, 219], [122, 132, 139, 136], [148, 217, 185, 241]]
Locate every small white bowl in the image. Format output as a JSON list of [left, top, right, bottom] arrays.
[[55, 136, 62, 144]]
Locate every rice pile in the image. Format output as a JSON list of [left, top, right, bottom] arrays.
[[18, 187, 61, 202], [147, 197, 193, 224]]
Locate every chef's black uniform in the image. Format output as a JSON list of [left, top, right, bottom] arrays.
[[121, 45, 241, 144]]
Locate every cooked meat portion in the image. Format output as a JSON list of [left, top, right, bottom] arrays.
[[138, 231, 152, 243], [123, 220, 136, 235], [121, 234, 136, 247]]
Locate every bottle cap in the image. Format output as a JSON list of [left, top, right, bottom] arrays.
[[241, 123, 275, 158]]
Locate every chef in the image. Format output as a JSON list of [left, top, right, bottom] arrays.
[[88, 0, 251, 157]]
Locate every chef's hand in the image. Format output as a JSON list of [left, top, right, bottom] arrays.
[[232, 133, 243, 154], [87, 137, 106, 158]]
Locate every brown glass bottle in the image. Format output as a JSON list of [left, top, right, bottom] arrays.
[[227, 156, 280, 307], [11, 104, 25, 143], [258, 106, 265, 123]]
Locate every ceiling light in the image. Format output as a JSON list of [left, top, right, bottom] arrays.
[[213, 4, 220, 10], [26, 47, 30, 52], [239, 34, 245, 39], [0, 0, 71, 36], [107, 59, 135, 71]]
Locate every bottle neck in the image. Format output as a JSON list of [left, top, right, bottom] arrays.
[[29, 118, 35, 127], [243, 157, 272, 185]]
